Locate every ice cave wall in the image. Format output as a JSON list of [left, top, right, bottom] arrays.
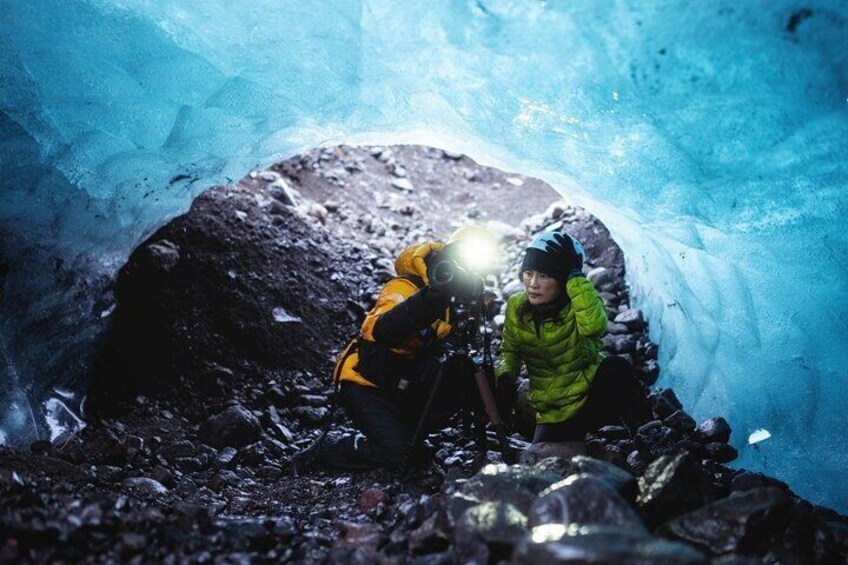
[[1, 0, 847, 510]]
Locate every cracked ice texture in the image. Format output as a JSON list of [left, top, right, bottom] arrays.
[[1, 1, 847, 510]]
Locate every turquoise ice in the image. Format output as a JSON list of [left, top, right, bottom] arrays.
[[1, 1, 847, 511]]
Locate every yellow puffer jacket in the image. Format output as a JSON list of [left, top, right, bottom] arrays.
[[333, 242, 453, 387]]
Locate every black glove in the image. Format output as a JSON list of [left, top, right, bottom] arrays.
[[495, 375, 518, 429], [372, 286, 448, 347], [543, 232, 583, 277]]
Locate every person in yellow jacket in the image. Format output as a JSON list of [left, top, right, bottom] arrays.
[[297, 225, 498, 471], [495, 230, 648, 444]]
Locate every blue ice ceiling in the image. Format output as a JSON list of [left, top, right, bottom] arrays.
[[2, 0, 847, 510]]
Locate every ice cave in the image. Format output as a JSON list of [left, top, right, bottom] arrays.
[[1, 0, 847, 513]]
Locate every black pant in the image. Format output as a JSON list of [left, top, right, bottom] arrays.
[[318, 357, 469, 470], [532, 356, 647, 443]]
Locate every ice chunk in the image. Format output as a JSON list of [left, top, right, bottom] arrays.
[[747, 429, 772, 446]]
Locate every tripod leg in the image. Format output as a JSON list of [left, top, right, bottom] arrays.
[[401, 360, 448, 474], [473, 369, 518, 464]]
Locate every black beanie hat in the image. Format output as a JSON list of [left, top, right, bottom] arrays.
[[519, 231, 585, 284]]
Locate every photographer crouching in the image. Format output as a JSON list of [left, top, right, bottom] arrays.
[[293, 224, 500, 472]]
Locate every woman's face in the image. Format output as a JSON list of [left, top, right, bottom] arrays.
[[522, 269, 562, 305]]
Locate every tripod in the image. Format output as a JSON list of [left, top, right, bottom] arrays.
[[401, 295, 517, 472]]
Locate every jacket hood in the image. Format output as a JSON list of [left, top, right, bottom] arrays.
[[394, 242, 445, 283]]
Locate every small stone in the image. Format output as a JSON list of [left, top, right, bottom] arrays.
[[391, 178, 414, 192], [601, 334, 637, 354], [587, 267, 612, 287], [614, 309, 645, 331], [121, 532, 147, 552], [357, 488, 388, 512], [150, 466, 174, 487], [606, 322, 630, 335], [123, 477, 168, 496], [651, 389, 683, 419], [201, 406, 261, 448]]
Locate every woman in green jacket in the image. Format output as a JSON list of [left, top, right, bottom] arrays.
[[496, 230, 646, 443]]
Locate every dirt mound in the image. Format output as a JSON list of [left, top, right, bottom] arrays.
[[88, 183, 367, 416]]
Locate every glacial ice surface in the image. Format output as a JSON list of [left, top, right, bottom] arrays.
[[1, 1, 847, 510]]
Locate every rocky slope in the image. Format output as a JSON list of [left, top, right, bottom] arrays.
[[1, 146, 846, 564]]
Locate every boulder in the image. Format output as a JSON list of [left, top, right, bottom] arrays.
[[529, 474, 645, 531], [659, 487, 790, 555], [651, 389, 683, 419], [453, 464, 564, 515], [513, 524, 707, 564], [453, 501, 528, 564], [696, 417, 732, 444], [665, 410, 697, 433], [637, 453, 711, 527]]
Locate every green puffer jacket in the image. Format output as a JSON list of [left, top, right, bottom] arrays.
[[496, 276, 608, 424]]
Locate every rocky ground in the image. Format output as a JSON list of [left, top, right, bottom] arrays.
[[1, 145, 847, 564]]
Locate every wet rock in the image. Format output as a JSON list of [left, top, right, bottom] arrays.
[[216, 446, 238, 468], [635, 420, 679, 456], [292, 406, 328, 425], [513, 524, 707, 564], [455, 464, 564, 515], [529, 474, 645, 531], [95, 465, 124, 481], [664, 410, 696, 433], [161, 439, 194, 461], [659, 487, 790, 555], [453, 501, 528, 564], [150, 465, 175, 487], [125, 435, 144, 456], [200, 405, 261, 448], [572, 456, 638, 502], [705, 442, 738, 463], [614, 308, 644, 331], [696, 417, 732, 444], [601, 334, 637, 354], [626, 449, 648, 475], [606, 322, 630, 335], [123, 477, 168, 496], [651, 389, 683, 419], [637, 452, 710, 527], [730, 470, 789, 493], [586, 267, 612, 288]]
